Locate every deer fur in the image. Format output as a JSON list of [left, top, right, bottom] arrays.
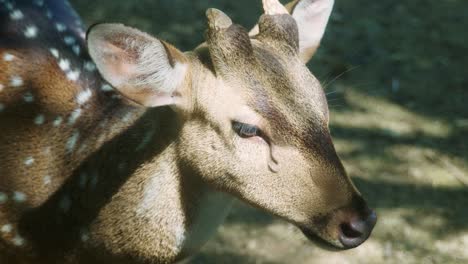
[[0, 0, 375, 263]]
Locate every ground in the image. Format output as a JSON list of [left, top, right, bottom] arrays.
[[72, 0, 468, 263]]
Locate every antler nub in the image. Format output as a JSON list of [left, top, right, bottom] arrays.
[[262, 0, 288, 15], [206, 8, 233, 30]]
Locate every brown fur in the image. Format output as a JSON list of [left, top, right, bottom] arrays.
[[0, 0, 373, 263]]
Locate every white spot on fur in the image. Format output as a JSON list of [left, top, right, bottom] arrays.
[[96, 133, 106, 145], [34, 114, 45, 125], [34, 0, 44, 7], [23, 92, 34, 103], [13, 191, 27, 203], [79, 172, 88, 188], [100, 84, 113, 92], [53, 116, 63, 126], [12, 235, 25, 246], [24, 25, 39, 38], [68, 109, 82, 125], [80, 228, 90, 242], [67, 70, 80, 81], [0, 83, 4, 92], [50, 48, 59, 58], [59, 59, 70, 71], [64, 36, 76, 45], [1, 224, 12, 233], [0, 192, 7, 203], [42, 146, 51, 154], [66, 131, 79, 152], [55, 23, 66, 32], [76, 89, 92, 105], [89, 171, 98, 189], [10, 76, 23, 87], [174, 225, 186, 250], [121, 112, 133, 123], [59, 196, 71, 212], [24, 157, 34, 166], [5, 2, 13, 11], [3, 53, 14, 61], [72, 45, 80, 56], [43, 175, 52, 185], [10, 10, 23, 20], [84, 61, 96, 72], [45, 9, 52, 19]]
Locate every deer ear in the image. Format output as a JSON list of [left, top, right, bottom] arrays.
[[288, 0, 334, 63], [86, 23, 189, 107], [250, 0, 334, 63]]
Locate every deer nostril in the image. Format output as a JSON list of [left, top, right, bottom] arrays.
[[339, 209, 377, 249], [340, 222, 363, 239]]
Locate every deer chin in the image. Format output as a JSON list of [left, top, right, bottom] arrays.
[[299, 227, 344, 251]]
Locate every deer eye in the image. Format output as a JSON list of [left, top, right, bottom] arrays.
[[232, 121, 261, 138]]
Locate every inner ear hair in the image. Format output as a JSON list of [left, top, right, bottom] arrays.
[[87, 23, 189, 107]]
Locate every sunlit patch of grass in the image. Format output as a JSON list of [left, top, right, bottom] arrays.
[[371, 209, 468, 263], [330, 88, 465, 187], [331, 88, 452, 138]]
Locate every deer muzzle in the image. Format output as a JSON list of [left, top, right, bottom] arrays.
[[301, 195, 377, 250]]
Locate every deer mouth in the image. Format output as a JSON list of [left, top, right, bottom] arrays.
[[299, 227, 344, 251]]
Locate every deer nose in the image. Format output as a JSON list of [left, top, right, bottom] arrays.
[[339, 209, 377, 249]]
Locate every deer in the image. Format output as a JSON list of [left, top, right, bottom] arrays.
[[0, 0, 377, 263]]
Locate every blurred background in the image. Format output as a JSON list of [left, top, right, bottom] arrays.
[[71, 0, 468, 263]]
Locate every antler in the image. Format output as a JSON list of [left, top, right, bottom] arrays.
[[205, 8, 254, 73], [255, 0, 300, 54], [206, 8, 232, 30], [262, 0, 288, 15]]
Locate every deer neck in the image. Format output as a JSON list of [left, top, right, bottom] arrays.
[[85, 106, 235, 259], [19, 96, 233, 262]]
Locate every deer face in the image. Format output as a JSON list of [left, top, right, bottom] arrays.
[[87, 0, 376, 250]]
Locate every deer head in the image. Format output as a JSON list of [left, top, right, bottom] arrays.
[[86, 0, 376, 250]]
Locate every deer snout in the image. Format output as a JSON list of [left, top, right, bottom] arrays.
[[338, 209, 377, 249], [300, 197, 376, 250]]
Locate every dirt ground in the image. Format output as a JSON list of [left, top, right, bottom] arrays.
[[72, 0, 468, 263]]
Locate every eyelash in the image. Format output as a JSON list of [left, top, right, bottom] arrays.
[[232, 121, 261, 138]]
